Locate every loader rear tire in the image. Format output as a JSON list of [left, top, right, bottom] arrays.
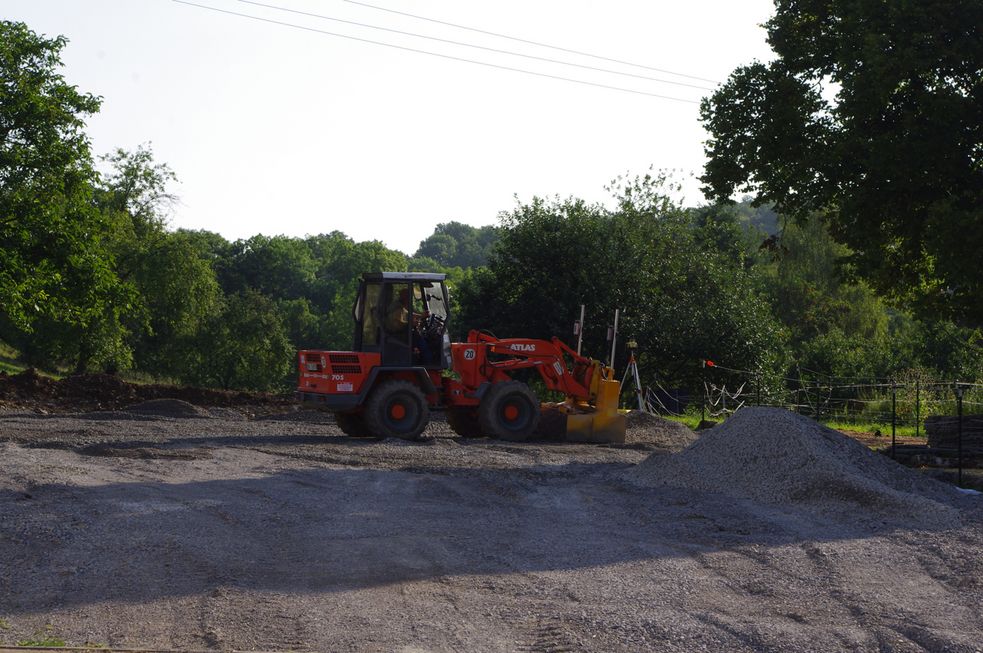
[[478, 381, 540, 442], [335, 411, 370, 437], [364, 380, 430, 441], [447, 407, 482, 438]]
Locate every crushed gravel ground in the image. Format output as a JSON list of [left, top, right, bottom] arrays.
[[623, 410, 698, 450], [1, 405, 982, 652]]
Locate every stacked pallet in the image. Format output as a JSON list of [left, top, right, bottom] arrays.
[[925, 414, 983, 453]]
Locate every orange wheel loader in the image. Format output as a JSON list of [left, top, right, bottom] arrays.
[[296, 272, 625, 443]]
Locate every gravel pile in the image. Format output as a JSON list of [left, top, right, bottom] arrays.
[[629, 407, 962, 528], [623, 411, 698, 450], [124, 398, 213, 418]]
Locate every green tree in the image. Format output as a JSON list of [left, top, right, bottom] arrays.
[[700, 0, 983, 324], [457, 174, 787, 389], [88, 145, 213, 375], [415, 221, 499, 268], [183, 289, 293, 390], [0, 21, 114, 337], [177, 228, 233, 263], [307, 233, 408, 349], [279, 297, 320, 350], [758, 214, 889, 346], [127, 230, 220, 377], [218, 234, 316, 300]]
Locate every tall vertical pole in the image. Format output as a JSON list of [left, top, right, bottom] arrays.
[[701, 361, 706, 424], [608, 309, 620, 369], [576, 304, 585, 356], [891, 380, 897, 460], [956, 383, 964, 488], [633, 358, 645, 411], [915, 379, 921, 438]]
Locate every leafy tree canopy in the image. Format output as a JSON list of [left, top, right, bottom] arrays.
[[700, 0, 983, 325], [457, 175, 788, 388], [414, 221, 499, 269], [0, 21, 110, 332], [183, 289, 293, 391]]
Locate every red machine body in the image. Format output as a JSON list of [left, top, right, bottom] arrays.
[[296, 272, 624, 442], [444, 332, 597, 406]]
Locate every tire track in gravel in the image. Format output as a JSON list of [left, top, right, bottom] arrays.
[[516, 615, 580, 652]]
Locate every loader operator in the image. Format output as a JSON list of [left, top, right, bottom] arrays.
[[385, 287, 431, 363]]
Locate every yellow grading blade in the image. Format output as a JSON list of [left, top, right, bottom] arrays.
[[564, 377, 627, 443]]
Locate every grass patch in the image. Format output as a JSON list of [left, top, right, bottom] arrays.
[[823, 419, 921, 438], [663, 413, 703, 430], [17, 625, 66, 647], [0, 340, 25, 375], [656, 409, 925, 438], [119, 369, 179, 386], [16, 636, 67, 647], [0, 617, 10, 630]]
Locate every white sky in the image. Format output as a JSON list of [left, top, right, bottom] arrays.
[[5, 0, 776, 254]]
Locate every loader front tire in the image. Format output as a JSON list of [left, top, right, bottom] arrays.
[[364, 380, 430, 441], [478, 381, 540, 442]]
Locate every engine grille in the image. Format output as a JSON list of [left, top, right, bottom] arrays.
[[329, 354, 360, 364], [331, 364, 362, 374]]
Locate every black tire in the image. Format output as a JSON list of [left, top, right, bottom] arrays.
[[335, 411, 370, 437], [447, 407, 482, 438], [364, 380, 430, 440], [477, 381, 540, 442]]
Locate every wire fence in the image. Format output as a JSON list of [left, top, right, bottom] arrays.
[[627, 365, 983, 487], [641, 369, 981, 429]]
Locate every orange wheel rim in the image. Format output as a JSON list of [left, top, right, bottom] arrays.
[[390, 403, 406, 420], [503, 404, 520, 421]]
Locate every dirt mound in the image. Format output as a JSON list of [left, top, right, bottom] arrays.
[[125, 399, 212, 418], [0, 369, 292, 413], [628, 407, 962, 528], [62, 373, 139, 405], [623, 411, 698, 450], [0, 368, 56, 393]]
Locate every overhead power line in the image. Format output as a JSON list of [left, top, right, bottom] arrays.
[[339, 0, 721, 85], [237, 0, 715, 91], [172, 0, 701, 103]]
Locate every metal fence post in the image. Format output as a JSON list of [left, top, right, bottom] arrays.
[[915, 379, 921, 438], [956, 383, 964, 488], [701, 378, 706, 425], [891, 379, 897, 460]]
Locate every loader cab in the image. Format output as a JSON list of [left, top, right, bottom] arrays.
[[352, 272, 450, 369]]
